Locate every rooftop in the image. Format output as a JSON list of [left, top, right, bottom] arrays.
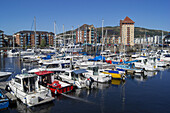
[[15, 30, 54, 35], [122, 16, 135, 24], [0, 30, 4, 33]]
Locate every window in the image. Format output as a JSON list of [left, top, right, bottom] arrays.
[[65, 72, 69, 76], [15, 78, 21, 84]]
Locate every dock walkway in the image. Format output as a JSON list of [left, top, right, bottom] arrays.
[[0, 81, 17, 103]]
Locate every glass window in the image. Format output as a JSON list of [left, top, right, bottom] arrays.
[[15, 78, 21, 84], [65, 72, 69, 76]]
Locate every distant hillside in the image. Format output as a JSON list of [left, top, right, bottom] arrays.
[[58, 26, 169, 38], [96, 26, 169, 38]]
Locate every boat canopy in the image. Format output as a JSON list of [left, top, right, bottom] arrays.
[[72, 69, 88, 74], [35, 71, 54, 76], [124, 60, 138, 64], [88, 56, 105, 61]]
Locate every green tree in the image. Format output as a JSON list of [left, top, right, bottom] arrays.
[[40, 39, 46, 47]]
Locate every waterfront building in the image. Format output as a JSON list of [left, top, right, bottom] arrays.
[[0, 30, 4, 48], [75, 24, 97, 44], [14, 31, 54, 47], [164, 33, 170, 45], [120, 16, 135, 46], [4, 35, 14, 47]]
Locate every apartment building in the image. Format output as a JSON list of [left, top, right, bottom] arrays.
[[120, 16, 135, 46], [14, 30, 54, 47], [75, 24, 96, 44], [0, 30, 4, 48]]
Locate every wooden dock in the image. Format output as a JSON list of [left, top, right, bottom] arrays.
[[0, 81, 17, 104]]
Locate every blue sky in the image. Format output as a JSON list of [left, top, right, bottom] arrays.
[[0, 0, 169, 35]]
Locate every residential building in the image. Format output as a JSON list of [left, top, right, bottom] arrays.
[[120, 16, 135, 46], [164, 33, 170, 45], [75, 24, 97, 44], [14, 30, 54, 47], [0, 30, 4, 48], [4, 35, 14, 47]]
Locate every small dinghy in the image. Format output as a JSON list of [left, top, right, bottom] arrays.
[[0, 89, 9, 110]]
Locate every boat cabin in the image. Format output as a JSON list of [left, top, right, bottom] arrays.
[[14, 74, 38, 93], [87, 66, 99, 75], [61, 69, 88, 81], [34, 71, 54, 87]]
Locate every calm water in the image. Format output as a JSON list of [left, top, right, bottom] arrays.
[[0, 56, 170, 113]]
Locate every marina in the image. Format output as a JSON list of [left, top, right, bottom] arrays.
[[0, 50, 170, 112], [0, 1, 170, 112]]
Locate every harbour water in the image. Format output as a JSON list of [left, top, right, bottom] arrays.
[[1, 56, 170, 113]]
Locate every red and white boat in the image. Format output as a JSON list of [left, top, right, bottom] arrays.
[[34, 71, 73, 95]]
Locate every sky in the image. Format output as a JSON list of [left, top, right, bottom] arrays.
[[0, 0, 170, 35]]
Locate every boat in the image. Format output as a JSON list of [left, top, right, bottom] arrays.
[[0, 72, 12, 82], [60, 44, 83, 53], [101, 69, 125, 80], [7, 49, 19, 57], [7, 70, 54, 107], [57, 69, 93, 89], [0, 89, 9, 110], [20, 49, 35, 56], [84, 65, 112, 83], [34, 70, 73, 95], [116, 64, 144, 73], [134, 57, 157, 71], [28, 60, 71, 74], [148, 56, 167, 67]]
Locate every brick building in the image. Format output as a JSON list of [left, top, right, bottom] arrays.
[[74, 24, 97, 44], [0, 30, 4, 48], [14, 30, 54, 47]]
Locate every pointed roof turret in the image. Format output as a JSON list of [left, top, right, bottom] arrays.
[[122, 16, 135, 24]]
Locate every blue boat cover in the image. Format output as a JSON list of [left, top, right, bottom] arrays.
[[123, 60, 138, 64], [107, 70, 119, 74], [117, 68, 125, 71], [88, 56, 105, 61], [42, 55, 51, 60]]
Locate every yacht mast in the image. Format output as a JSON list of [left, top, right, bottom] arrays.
[[86, 26, 88, 53], [34, 16, 36, 49], [162, 30, 164, 50], [63, 24, 65, 55], [101, 19, 104, 64], [106, 29, 108, 49], [13, 35, 15, 49], [54, 21, 56, 53], [72, 26, 74, 44], [123, 26, 125, 60]]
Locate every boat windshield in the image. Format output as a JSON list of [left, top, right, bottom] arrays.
[[46, 64, 60, 68], [164, 54, 170, 57]]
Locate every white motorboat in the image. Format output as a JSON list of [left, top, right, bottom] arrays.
[[60, 44, 83, 53], [7, 71, 54, 107], [148, 56, 167, 67], [134, 57, 157, 71], [28, 61, 71, 74], [20, 49, 35, 56], [0, 72, 12, 81], [160, 53, 170, 62], [83, 65, 112, 83], [7, 49, 19, 57], [58, 69, 93, 89]]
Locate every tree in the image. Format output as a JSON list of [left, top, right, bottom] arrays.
[[40, 38, 46, 47]]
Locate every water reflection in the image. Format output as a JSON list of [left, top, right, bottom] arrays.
[[144, 71, 157, 77], [12, 100, 54, 113]]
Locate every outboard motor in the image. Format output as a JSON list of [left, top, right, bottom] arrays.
[[86, 78, 93, 89]]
